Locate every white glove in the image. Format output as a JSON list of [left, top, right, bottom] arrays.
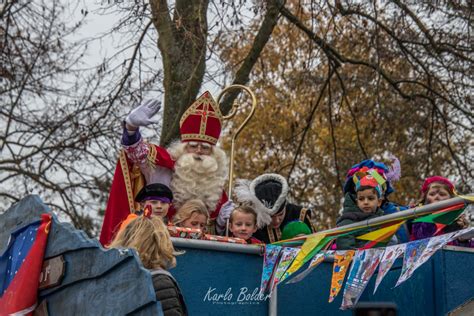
[[216, 200, 236, 228], [125, 99, 161, 128]]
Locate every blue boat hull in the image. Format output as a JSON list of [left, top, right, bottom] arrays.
[[2, 196, 472, 315], [172, 244, 474, 315]]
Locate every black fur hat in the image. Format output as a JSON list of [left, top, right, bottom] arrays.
[[234, 174, 289, 228]]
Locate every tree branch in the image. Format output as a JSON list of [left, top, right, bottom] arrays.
[[220, 0, 284, 114], [287, 67, 335, 185]]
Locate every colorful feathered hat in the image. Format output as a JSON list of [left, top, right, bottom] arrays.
[[234, 173, 289, 228], [179, 91, 223, 145], [343, 156, 401, 196], [352, 167, 387, 197]]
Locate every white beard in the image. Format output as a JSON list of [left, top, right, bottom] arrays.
[[168, 142, 228, 213]]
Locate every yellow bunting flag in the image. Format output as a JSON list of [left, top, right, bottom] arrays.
[[284, 233, 325, 278], [356, 221, 404, 242], [454, 190, 474, 202], [329, 250, 355, 303]]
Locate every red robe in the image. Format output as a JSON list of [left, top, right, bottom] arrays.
[[99, 145, 227, 246]]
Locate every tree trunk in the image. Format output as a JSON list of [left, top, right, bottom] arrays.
[[150, 0, 209, 146]]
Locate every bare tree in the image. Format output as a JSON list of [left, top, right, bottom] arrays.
[[0, 1, 122, 235], [1, 0, 471, 233]]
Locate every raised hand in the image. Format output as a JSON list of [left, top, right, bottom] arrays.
[[125, 99, 161, 128]]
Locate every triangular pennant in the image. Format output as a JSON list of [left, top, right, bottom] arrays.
[[395, 239, 430, 287], [259, 245, 282, 294], [286, 250, 334, 284], [433, 223, 447, 235], [283, 233, 325, 279], [373, 244, 406, 294], [412, 205, 465, 225], [270, 247, 301, 292], [451, 227, 474, 240], [329, 250, 355, 303], [394, 230, 467, 288], [454, 190, 474, 202], [357, 222, 404, 241], [358, 227, 401, 250], [341, 249, 384, 309]]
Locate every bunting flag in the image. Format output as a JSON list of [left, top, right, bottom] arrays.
[[373, 243, 406, 294], [270, 247, 301, 291], [396, 228, 473, 288], [412, 206, 465, 225], [283, 233, 326, 280], [413, 206, 465, 236], [0, 214, 52, 315], [394, 239, 430, 287], [341, 249, 384, 309], [451, 227, 474, 240], [329, 250, 355, 303], [259, 245, 282, 294], [286, 251, 334, 284], [454, 190, 474, 202], [357, 222, 404, 249], [357, 222, 404, 241]]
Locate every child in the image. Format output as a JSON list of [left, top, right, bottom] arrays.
[[336, 169, 386, 250], [343, 158, 410, 243], [233, 173, 315, 244], [281, 221, 312, 240], [229, 205, 262, 244], [135, 183, 173, 220], [411, 176, 472, 247], [172, 199, 209, 232], [109, 215, 187, 316]]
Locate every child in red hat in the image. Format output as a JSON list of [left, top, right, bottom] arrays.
[[411, 176, 472, 247]]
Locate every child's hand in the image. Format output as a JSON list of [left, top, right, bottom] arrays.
[[456, 214, 469, 229], [216, 200, 235, 228]]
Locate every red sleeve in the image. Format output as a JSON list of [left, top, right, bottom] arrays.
[[209, 191, 228, 220], [150, 144, 175, 170]]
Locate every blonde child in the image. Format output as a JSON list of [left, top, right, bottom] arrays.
[[172, 199, 209, 232], [229, 205, 262, 244], [109, 216, 187, 315], [411, 176, 471, 247]]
